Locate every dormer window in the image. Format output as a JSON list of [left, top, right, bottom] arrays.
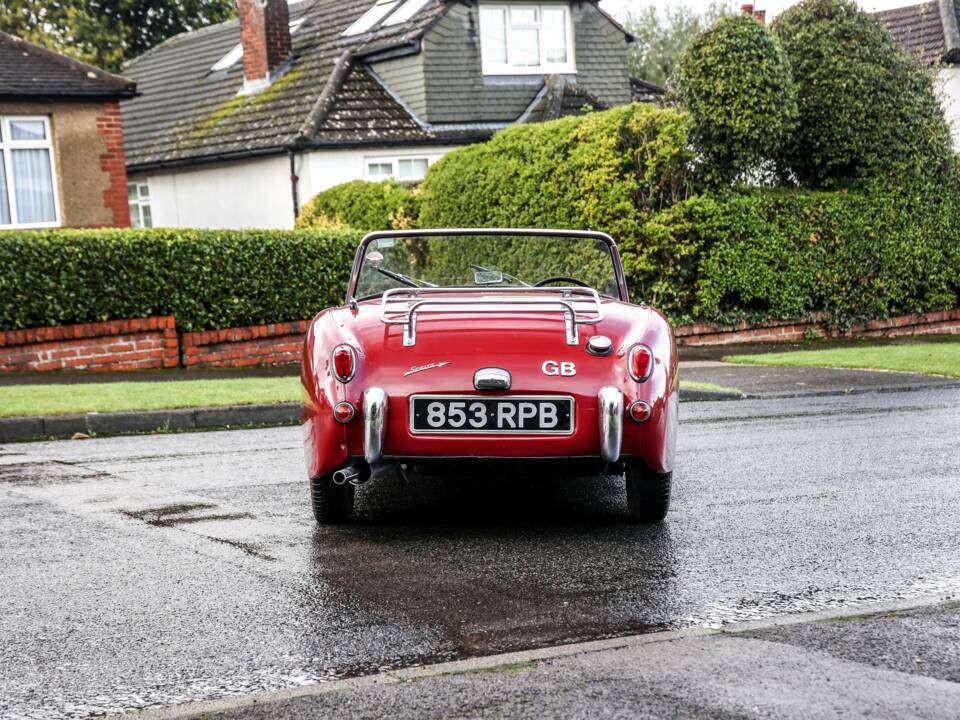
[[479, 3, 575, 75]]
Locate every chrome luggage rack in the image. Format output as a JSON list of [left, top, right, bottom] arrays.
[[380, 287, 604, 347]]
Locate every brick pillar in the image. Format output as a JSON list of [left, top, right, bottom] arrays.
[[96, 100, 131, 228], [239, 0, 292, 85]]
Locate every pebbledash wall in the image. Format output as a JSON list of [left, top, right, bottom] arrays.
[[1, 310, 959, 373]]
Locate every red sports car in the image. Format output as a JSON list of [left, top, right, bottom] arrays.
[[301, 229, 678, 524]]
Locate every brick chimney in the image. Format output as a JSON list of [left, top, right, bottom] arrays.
[[740, 4, 766, 25], [239, 0, 292, 93]]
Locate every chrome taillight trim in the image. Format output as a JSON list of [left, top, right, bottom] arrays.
[[628, 344, 654, 382], [332, 344, 357, 383]]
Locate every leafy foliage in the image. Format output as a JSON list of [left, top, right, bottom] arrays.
[[677, 14, 798, 185], [623, 1, 733, 85], [295, 180, 421, 231], [772, 0, 953, 187], [633, 183, 960, 326], [0, 0, 235, 72], [418, 103, 697, 240], [0, 228, 361, 332]]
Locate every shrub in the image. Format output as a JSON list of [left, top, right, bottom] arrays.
[[676, 13, 797, 185], [0, 228, 361, 331], [418, 103, 696, 239], [773, 0, 953, 187], [630, 184, 960, 325], [295, 180, 420, 230]]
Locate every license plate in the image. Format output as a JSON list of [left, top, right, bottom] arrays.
[[409, 395, 574, 435]]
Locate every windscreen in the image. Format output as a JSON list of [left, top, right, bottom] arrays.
[[355, 234, 620, 300]]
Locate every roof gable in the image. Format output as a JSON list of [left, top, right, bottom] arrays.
[[875, 0, 960, 65], [0, 31, 136, 99]]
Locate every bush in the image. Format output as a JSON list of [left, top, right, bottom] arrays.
[[295, 180, 420, 230], [631, 183, 960, 325], [677, 13, 797, 185], [773, 0, 953, 187], [418, 103, 696, 239], [0, 228, 361, 331]]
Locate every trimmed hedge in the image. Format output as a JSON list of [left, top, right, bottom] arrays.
[[295, 179, 420, 231], [0, 228, 361, 332], [419, 103, 696, 239], [677, 13, 797, 185], [633, 184, 960, 326]]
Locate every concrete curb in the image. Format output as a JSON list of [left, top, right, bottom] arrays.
[[0, 403, 300, 443], [129, 592, 957, 720]]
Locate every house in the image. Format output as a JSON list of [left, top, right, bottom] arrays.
[[875, 0, 960, 146], [120, 0, 644, 229], [0, 32, 137, 229]]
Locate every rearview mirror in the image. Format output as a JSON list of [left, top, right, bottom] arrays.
[[474, 270, 503, 285], [365, 251, 384, 268]]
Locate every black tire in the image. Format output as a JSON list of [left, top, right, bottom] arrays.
[[310, 474, 355, 525], [624, 461, 671, 523]]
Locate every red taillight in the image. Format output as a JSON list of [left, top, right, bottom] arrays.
[[628, 400, 652, 423], [628, 344, 654, 382], [332, 344, 356, 382], [333, 401, 356, 423]]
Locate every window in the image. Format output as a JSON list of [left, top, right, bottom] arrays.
[[382, 0, 434, 26], [364, 156, 431, 181], [342, 0, 401, 36], [128, 180, 152, 228], [0, 116, 59, 228], [479, 3, 574, 75]]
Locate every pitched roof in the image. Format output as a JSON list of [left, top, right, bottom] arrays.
[[121, 0, 491, 171], [630, 77, 664, 104], [875, 0, 960, 65], [0, 31, 137, 99]]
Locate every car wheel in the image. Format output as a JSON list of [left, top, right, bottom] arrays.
[[310, 474, 355, 525], [624, 461, 671, 523]]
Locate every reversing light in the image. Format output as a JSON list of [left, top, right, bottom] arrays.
[[332, 344, 357, 382], [628, 400, 652, 423], [333, 401, 356, 423], [628, 344, 654, 382]]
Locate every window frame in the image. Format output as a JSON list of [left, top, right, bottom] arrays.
[[127, 179, 152, 228], [478, 2, 576, 76], [0, 115, 61, 230], [363, 154, 433, 181]]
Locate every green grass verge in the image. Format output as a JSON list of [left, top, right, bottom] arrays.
[[680, 380, 741, 394], [723, 341, 960, 378], [0, 377, 302, 417]]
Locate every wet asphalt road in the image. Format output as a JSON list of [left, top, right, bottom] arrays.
[[2, 388, 960, 719]]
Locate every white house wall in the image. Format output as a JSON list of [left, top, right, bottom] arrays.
[[939, 67, 960, 149], [130, 145, 459, 229]]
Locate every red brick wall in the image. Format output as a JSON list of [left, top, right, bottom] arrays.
[[675, 309, 960, 346], [181, 320, 309, 368], [0, 317, 177, 373], [96, 100, 131, 227], [239, 0, 291, 82]]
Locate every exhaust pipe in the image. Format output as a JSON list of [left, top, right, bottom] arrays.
[[332, 461, 397, 486], [332, 464, 364, 485]]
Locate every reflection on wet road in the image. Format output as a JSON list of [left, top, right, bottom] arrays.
[[1, 388, 959, 718]]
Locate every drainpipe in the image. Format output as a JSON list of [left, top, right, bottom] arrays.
[[288, 148, 300, 223]]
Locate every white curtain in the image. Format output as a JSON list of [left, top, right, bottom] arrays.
[[12, 148, 55, 224], [0, 155, 9, 225]]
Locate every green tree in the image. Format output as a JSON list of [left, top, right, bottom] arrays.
[[623, 1, 732, 85], [773, 0, 953, 187], [0, 0, 236, 73], [677, 14, 798, 185]]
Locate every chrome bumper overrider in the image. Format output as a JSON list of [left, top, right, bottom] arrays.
[[597, 386, 623, 464], [363, 387, 388, 465]]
